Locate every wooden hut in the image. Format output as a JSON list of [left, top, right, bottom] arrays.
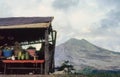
[[0, 17, 57, 75]]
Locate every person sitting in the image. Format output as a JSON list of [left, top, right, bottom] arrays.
[[14, 41, 22, 57]]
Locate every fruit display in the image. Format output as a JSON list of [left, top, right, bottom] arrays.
[[17, 51, 31, 60], [0, 44, 37, 60]]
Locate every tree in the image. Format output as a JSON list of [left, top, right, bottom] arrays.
[[58, 60, 75, 74]]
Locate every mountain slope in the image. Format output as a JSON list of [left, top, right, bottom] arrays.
[[55, 38, 120, 70]]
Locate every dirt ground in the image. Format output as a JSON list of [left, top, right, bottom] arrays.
[[0, 75, 87, 77]]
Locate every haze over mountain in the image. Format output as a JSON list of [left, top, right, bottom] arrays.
[[55, 38, 120, 70]]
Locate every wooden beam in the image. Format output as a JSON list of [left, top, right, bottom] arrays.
[[0, 23, 50, 29]]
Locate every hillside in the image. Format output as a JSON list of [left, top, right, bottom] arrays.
[[55, 38, 120, 70]]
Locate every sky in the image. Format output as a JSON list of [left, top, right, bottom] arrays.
[[0, 0, 120, 52]]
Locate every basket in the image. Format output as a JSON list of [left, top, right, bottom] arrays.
[[3, 50, 12, 57]]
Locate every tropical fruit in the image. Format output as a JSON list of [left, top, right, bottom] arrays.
[[21, 54, 25, 60], [18, 51, 22, 60], [25, 52, 29, 60]]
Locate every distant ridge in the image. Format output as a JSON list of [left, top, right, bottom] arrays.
[[55, 38, 120, 70]]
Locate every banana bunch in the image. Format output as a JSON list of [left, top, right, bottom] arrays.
[[18, 51, 29, 60], [18, 51, 22, 60]]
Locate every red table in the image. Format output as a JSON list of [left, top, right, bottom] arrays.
[[2, 60, 44, 74]]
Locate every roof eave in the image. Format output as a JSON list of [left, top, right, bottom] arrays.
[[0, 23, 50, 29]]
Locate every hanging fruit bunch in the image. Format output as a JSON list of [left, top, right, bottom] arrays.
[[18, 51, 29, 60]]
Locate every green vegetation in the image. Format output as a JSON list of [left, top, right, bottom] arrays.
[[57, 60, 75, 74], [86, 72, 120, 77], [79, 66, 94, 74], [78, 68, 120, 77], [77, 67, 120, 77], [57, 61, 120, 77]]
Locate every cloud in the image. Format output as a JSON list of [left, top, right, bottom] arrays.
[[4, 0, 42, 17], [52, 0, 79, 11], [98, 0, 120, 7], [0, 0, 13, 17], [82, 0, 120, 52], [53, 0, 120, 52], [0, 0, 120, 52], [51, 0, 108, 45]]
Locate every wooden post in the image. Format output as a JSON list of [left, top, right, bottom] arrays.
[[50, 30, 57, 73], [44, 28, 50, 74]]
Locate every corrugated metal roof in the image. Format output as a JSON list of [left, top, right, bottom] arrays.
[[0, 17, 54, 26]]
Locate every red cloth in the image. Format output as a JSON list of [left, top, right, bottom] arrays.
[[2, 60, 44, 63]]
